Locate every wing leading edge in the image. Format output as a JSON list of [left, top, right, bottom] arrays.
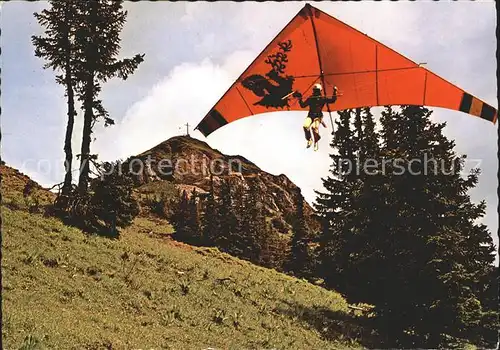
[[196, 4, 497, 137]]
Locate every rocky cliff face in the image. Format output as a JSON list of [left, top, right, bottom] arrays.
[[126, 136, 319, 234]]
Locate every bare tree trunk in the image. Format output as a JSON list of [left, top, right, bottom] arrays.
[[62, 38, 76, 196], [77, 2, 96, 194], [78, 76, 94, 194]]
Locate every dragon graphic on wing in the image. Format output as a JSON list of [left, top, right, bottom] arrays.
[[241, 40, 295, 109]]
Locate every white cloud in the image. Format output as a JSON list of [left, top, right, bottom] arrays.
[[93, 50, 257, 162], [179, 2, 204, 23]]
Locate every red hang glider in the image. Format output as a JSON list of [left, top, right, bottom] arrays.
[[195, 3, 497, 137]]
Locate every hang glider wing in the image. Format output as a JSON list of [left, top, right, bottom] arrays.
[[195, 3, 497, 137]]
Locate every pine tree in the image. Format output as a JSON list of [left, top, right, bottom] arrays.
[[285, 188, 313, 279], [316, 105, 497, 348], [315, 109, 360, 287], [259, 222, 287, 270], [88, 161, 139, 237], [274, 234, 290, 272], [171, 190, 190, 242], [475, 266, 499, 346], [170, 188, 202, 244], [237, 180, 265, 263], [74, 1, 144, 193], [202, 174, 219, 246], [259, 223, 273, 268], [353, 108, 363, 151], [227, 183, 249, 258], [216, 179, 239, 253], [374, 106, 496, 347], [32, 0, 79, 197], [361, 107, 379, 158], [187, 188, 203, 244], [340, 107, 385, 300]]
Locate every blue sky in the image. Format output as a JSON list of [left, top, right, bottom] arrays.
[[2, 1, 497, 257]]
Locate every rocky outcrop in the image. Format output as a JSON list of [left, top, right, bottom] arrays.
[[127, 135, 319, 233]]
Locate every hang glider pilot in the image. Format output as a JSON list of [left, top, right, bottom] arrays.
[[293, 83, 338, 151]]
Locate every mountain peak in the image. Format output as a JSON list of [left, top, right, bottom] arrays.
[[128, 136, 319, 234]]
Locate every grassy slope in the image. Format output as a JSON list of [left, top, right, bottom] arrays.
[[1, 165, 55, 210], [2, 165, 375, 349]]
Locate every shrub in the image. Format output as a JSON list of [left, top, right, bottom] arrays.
[[51, 161, 139, 238]]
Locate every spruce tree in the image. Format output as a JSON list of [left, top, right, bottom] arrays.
[[377, 105, 498, 347], [285, 188, 313, 279], [187, 188, 202, 244], [89, 161, 139, 237], [237, 180, 265, 263], [259, 222, 287, 270], [353, 108, 363, 151], [32, 0, 79, 197], [259, 223, 273, 268], [315, 109, 360, 286], [316, 105, 497, 348], [202, 174, 219, 246], [74, 0, 144, 193], [228, 183, 249, 258], [171, 190, 190, 242], [216, 179, 239, 253]]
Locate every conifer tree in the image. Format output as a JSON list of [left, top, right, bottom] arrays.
[[226, 183, 249, 258], [259, 222, 287, 270], [74, 0, 144, 193], [285, 188, 313, 278], [170, 188, 202, 244], [375, 105, 497, 347], [315, 109, 359, 286], [353, 108, 363, 151], [316, 105, 497, 348], [33, 1, 144, 195], [361, 107, 379, 158], [216, 179, 239, 253], [187, 188, 203, 244], [32, 0, 80, 197], [274, 234, 290, 272], [202, 174, 219, 246], [89, 161, 139, 237], [171, 190, 190, 242], [237, 180, 265, 263]]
